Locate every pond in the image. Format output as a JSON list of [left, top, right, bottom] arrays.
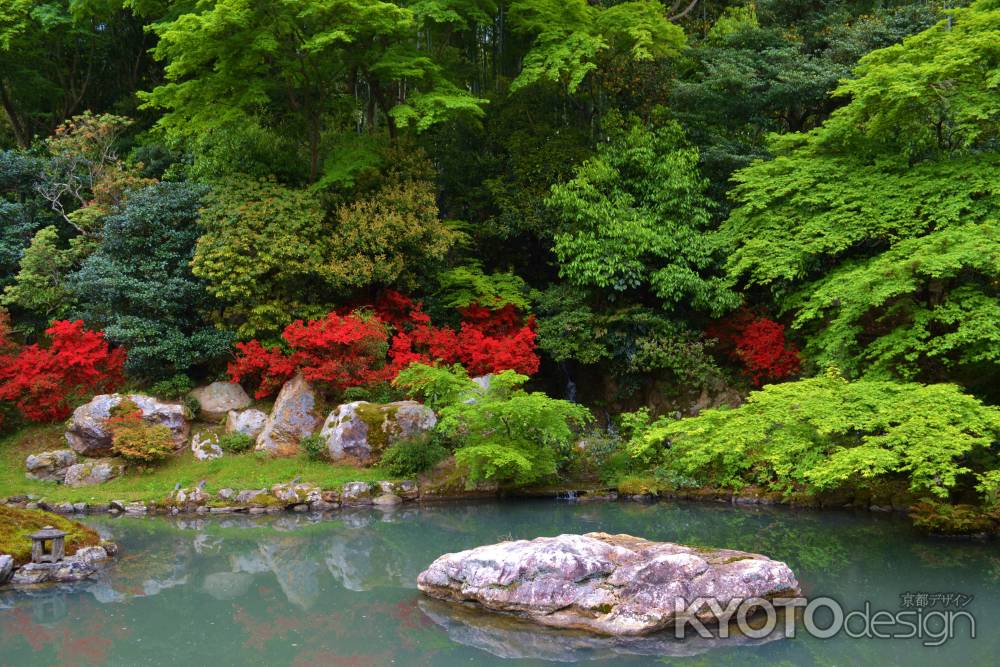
[[0, 499, 996, 666]]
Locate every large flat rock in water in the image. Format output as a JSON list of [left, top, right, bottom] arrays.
[[417, 532, 799, 636]]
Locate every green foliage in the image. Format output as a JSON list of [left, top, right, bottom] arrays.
[[141, 0, 486, 181], [218, 432, 255, 455], [300, 433, 327, 462], [148, 374, 194, 400], [328, 177, 457, 291], [2, 226, 74, 320], [71, 182, 232, 378], [436, 264, 530, 311], [509, 0, 684, 93], [720, 2, 1000, 389], [395, 363, 591, 487], [379, 433, 447, 477], [548, 115, 737, 316], [630, 369, 1000, 500], [533, 286, 722, 389], [108, 399, 175, 464], [191, 177, 336, 341]]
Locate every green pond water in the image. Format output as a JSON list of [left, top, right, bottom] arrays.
[[0, 499, 997, 666]]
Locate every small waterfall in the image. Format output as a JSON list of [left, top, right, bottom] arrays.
[[561, 362, 578, 403]]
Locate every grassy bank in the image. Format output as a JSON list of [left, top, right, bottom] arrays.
[[0, 506, 101, 565], [0, 424, 390, 504]]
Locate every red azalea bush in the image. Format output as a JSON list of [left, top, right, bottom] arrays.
[[231, 292, 540, 398], [707, 309, 800, 385], [0, 319, 126, 422]]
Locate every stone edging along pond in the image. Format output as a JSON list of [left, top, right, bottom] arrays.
[[0, 477, 916, 519]]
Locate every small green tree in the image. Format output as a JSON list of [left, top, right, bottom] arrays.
[[2, 226, 73, 321], [394, 363, 591, 487]]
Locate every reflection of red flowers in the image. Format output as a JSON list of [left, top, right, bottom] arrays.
[[231, 291, 540, 398], [707, 309, 800, 386], [0, 320, 125, 421]]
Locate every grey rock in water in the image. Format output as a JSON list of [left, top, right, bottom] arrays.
[[65, 394, 189, 456], [226, 409, 268, 439], [320, 400, 436, 465], [255, 374, 321, 456], [25, 449, 78, 482], [341, 481, 374, 505], [190, 382, 251, 421], [417, 532, 799, 636], [63, 458, 124, 487]]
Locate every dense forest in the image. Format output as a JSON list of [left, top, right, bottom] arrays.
[[2, 0, 1000, 531]]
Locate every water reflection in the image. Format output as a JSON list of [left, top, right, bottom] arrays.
[[0, 500, 997, 666]]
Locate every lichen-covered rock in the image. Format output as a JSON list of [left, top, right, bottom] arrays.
[[65, 393, 189, 456], [226, 409, 267, 439], [320, 400, 437, 465], [25, 449, 78, 482], [373, 493, 402, 506], [190, 382, 251, 421], [235, 489, 267, 505], [63, 458, 124, 487], [417, 532, 799, 636], [255, 375, 321, 457], [342, 481, 374, 505], [270, 482, 320, 505], [191, 432, 223, 461]]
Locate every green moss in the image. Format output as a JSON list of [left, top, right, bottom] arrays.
[[354, 403, 400, 459], [0, 506, 101, 566]]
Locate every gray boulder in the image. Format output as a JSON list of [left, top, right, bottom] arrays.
[[65, 393, 190, 456], [320, 400, 436, 465], [226, 408, 267, 439], [0, 555, 12, 585], [63, 458, 124, 487], [190, 382, 252, 421], [418, 532, 799, 636], [255, 374, 321, 456], [25, 449, 78, 482]]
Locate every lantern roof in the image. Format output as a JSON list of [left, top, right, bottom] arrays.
[[30, 526, 67, 540]]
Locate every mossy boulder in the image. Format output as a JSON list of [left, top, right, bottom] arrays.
[[319, 400, 436, 466], [255, 374, 322, 457]]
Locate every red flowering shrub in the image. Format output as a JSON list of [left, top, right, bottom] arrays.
[[0, 320, 126, 422], [232, 292, 540, 398], [707, 310, 799, 385]]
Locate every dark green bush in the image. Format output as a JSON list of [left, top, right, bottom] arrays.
[[300, 434, 327, 461], [379, 434, 447, 477], [149, 374, 194, 399], [218, 432, 254, 454]]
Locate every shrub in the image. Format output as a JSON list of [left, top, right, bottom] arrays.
[[149, 374, 194, 399], [218, 432, 255, 454], [629, 368, 1000, 500], [230, 292, 541, 399], [395, 364, 591, 487], [107, 399, 174, 463], [0, 319, 125, 422], [706, 309, 800, 385], [300, 434, 327, 462], [379, 434, 447, 477]]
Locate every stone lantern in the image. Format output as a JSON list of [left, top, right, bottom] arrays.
[[30, 526, 67, 564]]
